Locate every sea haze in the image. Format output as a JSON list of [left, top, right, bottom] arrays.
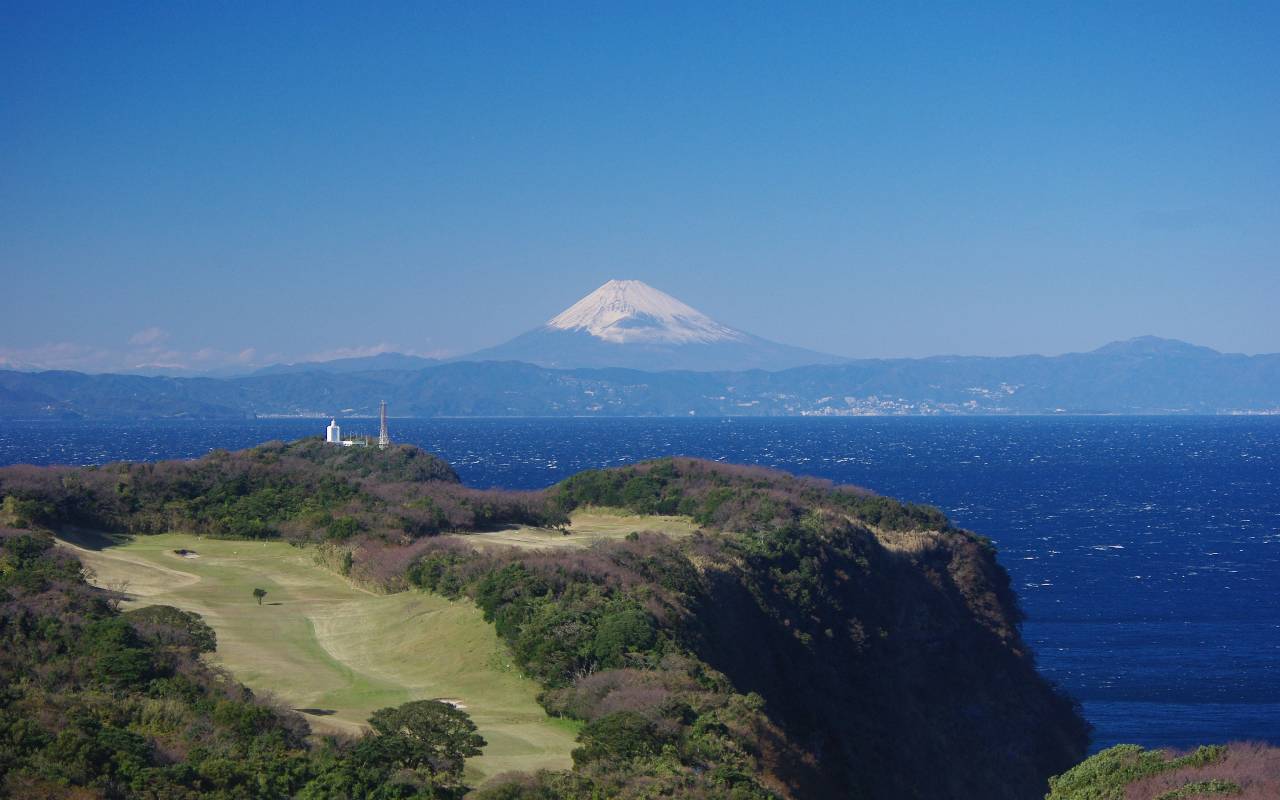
[[2, 416, 1276, 752]]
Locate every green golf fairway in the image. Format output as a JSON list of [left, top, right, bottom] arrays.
[[61, 532, 577, 784]]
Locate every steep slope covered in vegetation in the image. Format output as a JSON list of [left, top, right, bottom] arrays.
[[486, 459, 1086, 798]]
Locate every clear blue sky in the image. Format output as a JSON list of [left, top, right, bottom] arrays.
[[2, 1, 1277, 372]]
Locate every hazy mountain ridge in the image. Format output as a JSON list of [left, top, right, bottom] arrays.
[[2, 336, 1278, 419], [251, 352, 442, 376]]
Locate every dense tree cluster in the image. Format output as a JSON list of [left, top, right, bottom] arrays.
[[0, 439, 561, 543], [0, 445, 950, 552], [551, 458, 951, 534]]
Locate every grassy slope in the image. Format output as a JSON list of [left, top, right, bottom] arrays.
[[449, 509, 702, 550], [58, 532, 578, 784]]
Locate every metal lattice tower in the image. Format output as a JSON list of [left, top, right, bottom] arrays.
[[378, 400, 390, 449]]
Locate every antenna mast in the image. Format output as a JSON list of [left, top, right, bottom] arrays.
[[378, 400, 390, 450]]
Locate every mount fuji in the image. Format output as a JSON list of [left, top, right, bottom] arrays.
[[466, 280, 845, 372]]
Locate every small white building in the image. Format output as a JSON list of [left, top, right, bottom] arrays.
[[324, 418, 365, 447]]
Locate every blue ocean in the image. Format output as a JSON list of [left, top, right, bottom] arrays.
[[2, 416, 1276, 752]]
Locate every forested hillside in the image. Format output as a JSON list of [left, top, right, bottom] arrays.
[[1, 441, 1095, 798]]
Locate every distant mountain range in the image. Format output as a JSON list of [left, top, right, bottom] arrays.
[[2, 335, 1278, 419], [4, 280, 1277, 418], [251, 352, 442, 376]]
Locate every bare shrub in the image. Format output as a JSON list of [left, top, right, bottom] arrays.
[[877, 530, 944, 556], [542, 668, 700, 722], [354, 535, 444, 591], [103, 578, 131, 610]]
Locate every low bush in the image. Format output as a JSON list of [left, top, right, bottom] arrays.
[[1046, 743, 1280, 800]]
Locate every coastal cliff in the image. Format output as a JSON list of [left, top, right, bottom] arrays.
[[1, 442, 1088, 798]]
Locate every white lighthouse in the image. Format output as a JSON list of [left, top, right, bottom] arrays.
[[326, 419, 341, 444]]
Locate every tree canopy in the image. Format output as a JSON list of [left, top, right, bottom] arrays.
[[367, 700, 487, 780]]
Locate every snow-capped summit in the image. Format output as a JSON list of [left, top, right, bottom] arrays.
[[546, 280, 746, 345], [467, 279, 845, 372]]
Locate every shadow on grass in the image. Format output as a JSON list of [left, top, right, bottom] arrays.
[[55, 526, 131, 551]]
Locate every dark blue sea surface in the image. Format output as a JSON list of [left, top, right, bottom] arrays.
[[2, 416, 1277, 752]]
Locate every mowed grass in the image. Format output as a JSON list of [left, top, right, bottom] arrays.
[[59, 533, 577, 783], [448, 508, 702, 551]]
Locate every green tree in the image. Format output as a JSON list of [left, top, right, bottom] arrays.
[[253, 587, 267, 605], [82, 617, 153, 687], [571, 711, 666, 767], [125, 604, 217, 653], [366, 700, 486, 782], [592, 606, 656, 667], [1, 495, 53, 528]]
